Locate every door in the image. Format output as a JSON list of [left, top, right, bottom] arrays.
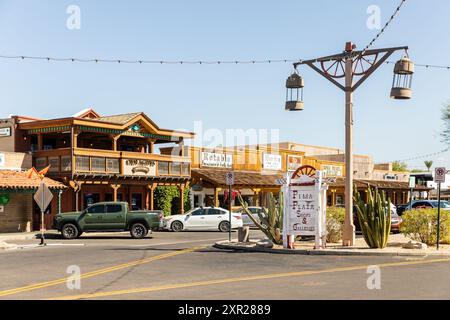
[[184, 208, 206, 230], [131, 193, 143, 210], [82, 203, 106, 230], [205, 208, 225, 229], [104, 203, 126, 230]]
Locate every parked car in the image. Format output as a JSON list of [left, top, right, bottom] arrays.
[[234, 207, 265, 228], [163, 207, 243, 232], [397, 200, 450, 216], [53, 202, 164, 239], [353, 202, 402, 233]]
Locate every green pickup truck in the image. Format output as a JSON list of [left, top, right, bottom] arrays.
[[53, 202, 163, 239]]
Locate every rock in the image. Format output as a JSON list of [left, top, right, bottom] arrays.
[[256, 239, 274, 249], [402, 241, 428, 250]]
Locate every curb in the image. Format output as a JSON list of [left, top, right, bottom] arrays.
[[214, 241, 450, 257]]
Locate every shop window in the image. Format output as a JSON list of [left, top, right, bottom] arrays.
[[131, 194, 142, 211], [106, 158, 120, 173], [171, 162, 181, 175], [61, 156, 72, 172], [35, 157, 47, 170], [48, 157, 60, 172], [76, 156, 90, 171], [158, 161, 169, 175], [91, 157, 106, 172]]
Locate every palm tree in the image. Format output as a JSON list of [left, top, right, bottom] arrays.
[[424, 160, 433, 172]]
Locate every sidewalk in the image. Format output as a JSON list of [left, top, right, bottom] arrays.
[[215, 234, 450, 257], [0, 230, 59, 242]]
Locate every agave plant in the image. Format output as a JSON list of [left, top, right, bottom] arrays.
[[236, 192, 283, 245], [354, 185, 391, 249]]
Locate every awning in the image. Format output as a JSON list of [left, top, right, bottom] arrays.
[[192, 169, 283, 188], [328, 177, 432, 191], [0, 170, 67, 190]]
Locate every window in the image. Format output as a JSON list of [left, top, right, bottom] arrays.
[[106, 158, 120, 173], [86, 204, 105, 214], [191, 209, 205, 216], [208, 209, 223, 215], [171, 162, 181, 175], [106, 204, 122, 213], [91, 157, 106, 172], [61, 156, 72, 172], [35, 157, 47, 170], [181, 163, 190, 175], [48, 157, 60, 172], [158, 161, 169, 175], [76, 156, 90, 171]]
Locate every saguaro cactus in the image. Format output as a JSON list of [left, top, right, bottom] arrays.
[[237, 192, 283, 245], [354, 186, 391, 249]]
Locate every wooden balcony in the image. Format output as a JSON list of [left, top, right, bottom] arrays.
[[33, 148, 191, 178]]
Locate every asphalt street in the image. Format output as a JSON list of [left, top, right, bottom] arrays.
[[1, 230, 450, 300]]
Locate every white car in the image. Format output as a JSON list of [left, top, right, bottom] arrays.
[[163, 207, 243, 232]]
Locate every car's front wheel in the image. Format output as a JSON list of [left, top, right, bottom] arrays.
[[171, 220, 184, 232], [130, 223, 148, 239], [219, 221, 230, 232], [61, 223, 80, 239]]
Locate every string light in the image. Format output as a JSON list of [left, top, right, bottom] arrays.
[[388, 148, 450, 164], [360, 0, 408, 56]]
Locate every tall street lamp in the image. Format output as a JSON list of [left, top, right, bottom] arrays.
[[286, 42, 414, 246]]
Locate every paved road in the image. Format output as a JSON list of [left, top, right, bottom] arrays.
[[1, 230, 450, 300]]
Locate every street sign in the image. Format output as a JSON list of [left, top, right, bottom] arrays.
[[409, 177, 416, 189], [34, 182, 53, 212], [34, 181, 53, 246], [435, 167, 447, 183], [226, 172, 235, 186]]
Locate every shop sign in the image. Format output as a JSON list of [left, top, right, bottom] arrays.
[[0, 153, 4, 167], [123, 159, 156, 176], [287, 155, 303, 172], [201, 152, 232, 168], [0, 127, 11, 137], [321, 165, 343, 177], [263, 153, 282, 171]]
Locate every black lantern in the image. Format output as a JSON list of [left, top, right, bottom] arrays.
[[390, 56, 414, 100], [285, 72, 304, 111]]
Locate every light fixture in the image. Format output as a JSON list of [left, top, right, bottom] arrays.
[[390, 55, 414, 100], [285, 71, 304, 111]]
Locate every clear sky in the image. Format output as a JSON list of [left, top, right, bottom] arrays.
[[0, 0, 449, 169]]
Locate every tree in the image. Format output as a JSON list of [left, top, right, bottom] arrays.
[[154, 185, 191, 216], [442, 104, 450, 147], [392, 161, 408, 172], [424, 160, 433, 172]]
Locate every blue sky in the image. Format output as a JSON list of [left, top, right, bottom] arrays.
[[0, 0, 449, 169]]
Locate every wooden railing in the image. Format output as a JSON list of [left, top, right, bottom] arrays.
[[33, 147, 191, 177]]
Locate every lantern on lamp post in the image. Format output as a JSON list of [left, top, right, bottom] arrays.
[[285, 72, 304, 111], [390, 56, 414, 100]]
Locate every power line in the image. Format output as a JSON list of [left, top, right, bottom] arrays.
[[390, 148, 450, 164], [361, 0, 408, 55]]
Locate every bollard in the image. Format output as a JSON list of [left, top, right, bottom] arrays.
[[238, 226, 250, 243]]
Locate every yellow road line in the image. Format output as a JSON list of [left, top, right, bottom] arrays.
[[49, 257, 450, 300], [0, 246, 205, 298]]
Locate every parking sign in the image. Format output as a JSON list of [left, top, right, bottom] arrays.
[[435, 167, 446, 183], [226, 172, 235, 186]]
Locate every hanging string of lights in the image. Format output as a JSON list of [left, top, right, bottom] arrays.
[[360, 0, 408, 56], [388, 148, 450, 164]]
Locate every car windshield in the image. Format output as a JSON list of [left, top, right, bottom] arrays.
[[440, 201, 450, 208]]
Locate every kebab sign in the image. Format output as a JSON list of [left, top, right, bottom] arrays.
[[282, 165, 328, 249]]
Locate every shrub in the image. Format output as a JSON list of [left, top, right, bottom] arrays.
[[400, 209, 450, 245], [154, 185, 191, 216], [326, 207, 345, 243]]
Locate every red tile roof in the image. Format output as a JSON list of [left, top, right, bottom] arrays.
[[0, 171, 66, 190]]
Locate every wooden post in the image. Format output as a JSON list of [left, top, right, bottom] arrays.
[[214, 187, 221, 208], [179, 184, 185, 214], [37, 133, 43, 151], [146, 183, 157, 210], [252, 188, 261, 206], [110, 184, 121, 202]]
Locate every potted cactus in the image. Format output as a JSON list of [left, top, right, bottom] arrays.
[[354, 186, 391, 249]]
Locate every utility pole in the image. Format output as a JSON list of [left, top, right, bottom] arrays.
[[288, 42, 412, 246]]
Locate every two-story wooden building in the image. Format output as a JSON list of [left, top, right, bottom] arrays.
[[0, 109, 194, 229]]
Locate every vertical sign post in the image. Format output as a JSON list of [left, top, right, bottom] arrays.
[[435, 167, 446, 250], [226, 172, 235, 242]]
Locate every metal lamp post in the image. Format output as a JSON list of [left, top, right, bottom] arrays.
[[286, 42, 413, 246]]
